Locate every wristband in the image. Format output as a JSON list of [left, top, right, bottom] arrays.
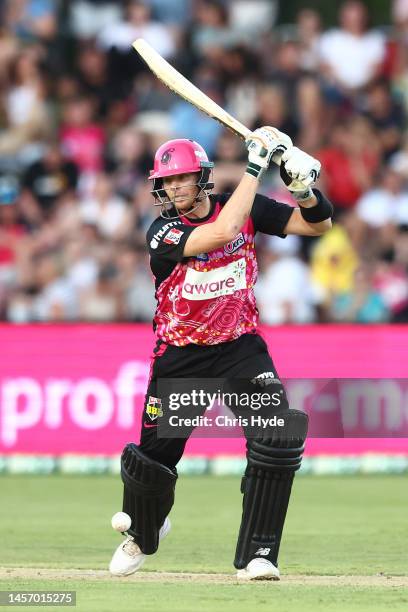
[[245, 161, 265, 180], [292, 187, 313, 202], [298, 189, 333, 223]]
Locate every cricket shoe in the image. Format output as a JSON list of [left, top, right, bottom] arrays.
[[109, 517, 171, 576], [236, 558, 280, 581]]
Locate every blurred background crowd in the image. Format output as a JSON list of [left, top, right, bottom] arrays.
[[1, 0, 408, 324]]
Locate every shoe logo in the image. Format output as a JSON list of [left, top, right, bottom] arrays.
[[255, 547, 271, 556]]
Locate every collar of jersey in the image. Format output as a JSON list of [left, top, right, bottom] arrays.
[[181, 195, 219, 225]]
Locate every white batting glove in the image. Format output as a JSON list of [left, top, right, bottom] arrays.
[[245, 127, 293, 179], [280, 147, 321, 201]]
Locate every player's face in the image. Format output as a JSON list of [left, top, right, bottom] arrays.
[[163, 172, 199, 210]]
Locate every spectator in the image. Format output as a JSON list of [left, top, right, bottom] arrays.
[[255, 236, 319, 324], [63, 237, 99, 294], [353, 167, 408, 253], [212, 130, 246, 192], [70, 0, 123, 40], [373, 249, 408, 322], [0, 26, 19, 86], [31, 252, 78, 321], [21, 141, 79, 222], [115, 244, 155, 321], [0, 49, 49, 159], [319, 0, 386, 92], [329, 263, 389, 323], [79, 172, 130, 239], [362, 79, 405, 160], [250, 83, 299, 142], [265, 41, 307, 116], [79, 263, 123, 321], [317, 117, 381, 214], [0, 1, 405, 324], [60, 95, 106, 178], [296, 8, 322, 71], [0, 177, 26, 316], [393, 0, 408, 26], [296, 76, 331, 153], [221, 45, 259, 127], [310, 224, 359, 303], [76, 44, 113, 116], [4, 0, 57, 43], [106, 126, 152, 200], [145, 0, 192, 27], [133, 74, 175, 113], [228, 0, 277, 37], [170, 67, 223, 156], [97, 0, 175, 58], [394, 224, 408, 268], [190, 0, 240, 61]]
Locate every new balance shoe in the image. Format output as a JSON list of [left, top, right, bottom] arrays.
[[236, 558, 280, 581]]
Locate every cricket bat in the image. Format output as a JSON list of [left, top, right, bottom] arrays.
[[132, 38, 251, 141], [132, 39, 315, 189]]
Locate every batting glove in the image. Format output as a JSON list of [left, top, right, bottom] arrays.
[[245, 127, 293, 180], [280, 146, 321, 202]]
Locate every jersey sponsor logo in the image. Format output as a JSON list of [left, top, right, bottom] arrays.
[[163, 228, 183, 245], [146, 396, 163, 421], [150, 220, 182, 249], [224, 232, 245, 255], [182, 258, 247, 300]]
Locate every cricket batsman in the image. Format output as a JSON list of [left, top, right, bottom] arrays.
[[109, 127, 333, 579]]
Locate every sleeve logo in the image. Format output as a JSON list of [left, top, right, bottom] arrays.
[[150, 220, 182, 249], [163, 228, 184, 245], [224, 232, 245, 255]]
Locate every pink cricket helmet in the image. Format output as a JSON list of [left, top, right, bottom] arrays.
[[149, 138, 214, 218], [149, 138, 213, 179]]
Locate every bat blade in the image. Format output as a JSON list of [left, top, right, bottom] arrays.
[[132, 38, 250, 140]]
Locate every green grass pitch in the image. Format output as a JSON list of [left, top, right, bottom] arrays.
[[0, 474, 407, 611]]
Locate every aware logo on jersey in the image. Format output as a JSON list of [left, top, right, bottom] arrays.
[[224, 232, 245, 255], [146, 396, 163, 420], [164, 228, 183, 245], [182, 258, 247, 300]]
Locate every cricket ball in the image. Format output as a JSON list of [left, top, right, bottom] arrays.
[[111, 512, 132, 532]]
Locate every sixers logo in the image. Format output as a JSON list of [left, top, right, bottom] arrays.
[[161, 147, 175, 164]]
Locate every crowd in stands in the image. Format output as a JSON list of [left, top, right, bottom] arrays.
[[1, 0, 408, 324]]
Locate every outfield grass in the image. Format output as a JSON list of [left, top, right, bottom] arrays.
[[0, 475, 407, 611], [0, 580, 407, 612]]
